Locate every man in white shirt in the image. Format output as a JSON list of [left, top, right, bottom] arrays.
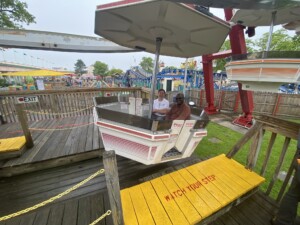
[[152, 89, 170, 119]]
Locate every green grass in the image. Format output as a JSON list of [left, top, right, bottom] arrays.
[[286, 118, 300, 124], [195, 121, 298, 200]]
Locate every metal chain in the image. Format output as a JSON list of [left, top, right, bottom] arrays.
[[29, 122, 94, 131], [89, 210, 112, 225], [23, 105, 94, 115], [0, 168, 105, 222]]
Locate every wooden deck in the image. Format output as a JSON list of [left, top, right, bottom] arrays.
[[0, 115, 103, 177], [0, 154, 278, 225], [0, 114, 283, 224]]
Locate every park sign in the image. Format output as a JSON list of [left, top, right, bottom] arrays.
[[16, 96, 39, 104]]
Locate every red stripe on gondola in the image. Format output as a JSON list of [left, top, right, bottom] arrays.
[[97, 122, 169, 141], [195, 132, 207, 136], [97, 121, 152, 139]]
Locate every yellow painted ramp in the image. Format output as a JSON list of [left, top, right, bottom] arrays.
[[0, 136, 26, 152], [121, 154, 265, 225]]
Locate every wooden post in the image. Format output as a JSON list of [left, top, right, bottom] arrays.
[[50, 94, 59, 118], [272, 93, 281, 116], [103, 150, 124, 225], [233, 92, 240, 113], [199, 89, 203, 108], [218, 90, 224, 112], [246, 128, 264, 170], [265, 137, 291, 196], [226, 122, 263, 158], [135, 89, 141, 98], [15, 104, 34, 148]]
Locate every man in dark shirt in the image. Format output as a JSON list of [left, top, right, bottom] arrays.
[[166, 93, 191, 120]]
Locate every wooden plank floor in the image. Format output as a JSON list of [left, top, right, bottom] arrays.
[[0, 115, 103, 177], [0, 115, 279, 224], [121, 155, 265, 225], [0, 155, 278, 225]]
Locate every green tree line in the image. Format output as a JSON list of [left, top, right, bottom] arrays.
[[214, 29, 300, 72]]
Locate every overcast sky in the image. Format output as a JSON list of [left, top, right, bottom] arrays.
[[1, 0, 287, 71]]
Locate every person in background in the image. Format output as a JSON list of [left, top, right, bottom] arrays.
[[96, 80, 101, 88], [271, 130, 300, 225], [152, 89, 169, 119], [166, 92, 190, 120]]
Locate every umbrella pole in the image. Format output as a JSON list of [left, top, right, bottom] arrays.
[[183, 58, 188, 97], [148, 37, 162, 119], [265, 11, 277, 53]]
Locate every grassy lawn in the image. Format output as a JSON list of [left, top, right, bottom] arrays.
[[195, 121, 298, 200]]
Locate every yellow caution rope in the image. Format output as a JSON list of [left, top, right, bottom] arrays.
[[0, 168, 105, 222]]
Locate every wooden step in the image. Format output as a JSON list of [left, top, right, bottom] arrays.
[[120, 154, 265, 225], [0, 136, 26, 160]]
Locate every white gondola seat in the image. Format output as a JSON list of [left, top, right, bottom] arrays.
[[226, 51, 300, 92], [93, 96, 209, 165]]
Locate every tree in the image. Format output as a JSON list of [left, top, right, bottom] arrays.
[[139, 57, 153, 73], [74, 59, 87, 76], [214, 39, 231, 72], [164, 66, 177, 70], [93, 61, 109, 77], [181, 58, 197, 70], [214, 38, 256, 72], [252, 28, 300, 51], [206, 28, 299, 73], [0, 0, 35, 28], [107, 68, 123, 76], [0, 78, 8, 87]]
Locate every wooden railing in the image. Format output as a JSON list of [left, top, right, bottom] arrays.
[[1, 88, 300, 123], [227, 115, 300, 203], [0, 88, 141, 123], [187, 89, 300, 118]]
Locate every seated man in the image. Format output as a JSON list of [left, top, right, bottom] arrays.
[[152, 89, 170, 119], [166, 93, 191, 120]]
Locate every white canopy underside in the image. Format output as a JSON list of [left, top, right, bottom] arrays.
[[231, 7, 300, 26], [0, 29, 138, 53], [95, 0, 230, 58]]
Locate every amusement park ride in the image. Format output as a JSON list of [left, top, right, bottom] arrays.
[[93, 0, 300, 164], [1, 0, 299, 164]]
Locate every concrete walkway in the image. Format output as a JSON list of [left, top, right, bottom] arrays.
[[208, 111, 248, 135]]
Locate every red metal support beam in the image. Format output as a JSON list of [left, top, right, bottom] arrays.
[[225, 9, 254, 128], [202, 50, 232, 114], [202, 54, 217, 114], [208, 50, 232, 60]]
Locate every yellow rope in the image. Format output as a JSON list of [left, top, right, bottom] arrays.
[[0, 168, 105, 222], [29, 122, 94, 131], [89, 210, 112, 225], [24, 105, 94, 115]]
